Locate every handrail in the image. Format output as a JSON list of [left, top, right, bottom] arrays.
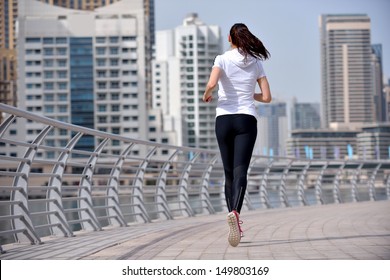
[[0, 103, 389, 249]]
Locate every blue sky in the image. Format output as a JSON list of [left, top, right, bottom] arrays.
[[155, 0, 390, 103]]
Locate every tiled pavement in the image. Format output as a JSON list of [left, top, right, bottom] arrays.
[[1, 200, 389, 260]]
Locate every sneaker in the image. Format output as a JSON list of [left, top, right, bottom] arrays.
[[227, 210, 241, 247]]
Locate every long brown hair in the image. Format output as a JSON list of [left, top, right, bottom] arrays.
[[230, 23, 270, 60]]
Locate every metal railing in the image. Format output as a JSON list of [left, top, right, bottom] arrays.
[[1, 103, 389, 251]]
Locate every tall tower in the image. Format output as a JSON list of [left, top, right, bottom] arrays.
[[319, 14, 373, 129], [371, 44, 385, 122], [153, 13, 222, 149], [0, 0, 18, 121], [16, 0, 151, 157], [38, 0, 155, 110]]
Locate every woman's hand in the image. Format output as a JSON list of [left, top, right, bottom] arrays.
[[203, 92, 213, 102]]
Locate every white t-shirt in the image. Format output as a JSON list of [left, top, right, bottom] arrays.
[[213, 48, 266, 117]]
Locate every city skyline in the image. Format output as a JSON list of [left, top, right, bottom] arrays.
[[154, 0, 390, 103]]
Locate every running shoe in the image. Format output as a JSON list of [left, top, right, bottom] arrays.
[[227, 210, 242, 247]]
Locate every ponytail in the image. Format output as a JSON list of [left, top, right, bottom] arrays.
[[230, 23, 270, 60]]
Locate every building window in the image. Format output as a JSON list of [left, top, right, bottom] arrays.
[[109, 36, 119, 43], [57, 60, 67, 67], [56, 37, 67, 44], [111, 116, 120, 123], [44, 60, 54, 67], [44, 71, 54, 78], [97, 59, 106, 66], [98, 116, 107, 123], [122, 36, 136, 41], [57, 71, 67, 78], [43, 38, 54, 44], [110, 82, 120, 89], [110, 70, 119, 77], [58, 94, 67, 101], [110, 47, 119, 54], [44, 94, 54, 101], [57, 48, 67, 55], [44, 82, 54, 90], [43, 48, 54, 56], [26, 37, 41, 43], [58, 82, 67, 90], [96, 37, 106, 43], [58, 105, 67, 113], [96, 47, 106, 55], [110, 59, 119, 66]]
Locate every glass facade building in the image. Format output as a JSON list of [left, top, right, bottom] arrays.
[[15, 0, 151, 159]]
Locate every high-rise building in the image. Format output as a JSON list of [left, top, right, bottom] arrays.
[[255, 99, 288, 156], [291, 98, 321, 130], [152, 13, 222, 149], [0, 0, 18, 122], [319, 14, 374, 129], [16, 0, 152, 157], [39, 0, 155, 111], [385, 79, 390, 122], [371, 44, 385, 122]]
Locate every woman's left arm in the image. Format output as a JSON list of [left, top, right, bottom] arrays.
[[254, 76, 272, 103], [203, 67, 220, 102]]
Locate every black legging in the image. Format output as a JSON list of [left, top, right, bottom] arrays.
[[215, 114, 257, 213]]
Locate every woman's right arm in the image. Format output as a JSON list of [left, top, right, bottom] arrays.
[[254, 76, 272, 103]]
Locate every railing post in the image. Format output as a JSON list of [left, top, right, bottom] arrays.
[[78, 139, 109, 231], [178, 152, 198, 217], [314, 162, 328, 204], [385, 173, 390, 200], [47, 132, 84, 237], [106, 143, 134, 227], [258, 159, 273, 208], [279, 159, 294, 208], [11, 126, 53, 244], [367, 163, 381, 201], [350, 163, 363, 202], [155, 150, 178, 220], [297, 161, 310, 206], [333, 162, 345, 204], [133, 147, 156, 223], [200, 154, 217, 215]]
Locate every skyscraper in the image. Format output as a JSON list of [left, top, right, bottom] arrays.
[[39, 0, 155, 111], [16, 0, 152, 157], [0, 0, 18, 122], [371, 44, 385, 122], [319, 14, 374, 129], [152, 13, 222, 149]]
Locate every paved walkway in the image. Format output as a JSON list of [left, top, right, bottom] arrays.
[[1, 200, 390, 260]]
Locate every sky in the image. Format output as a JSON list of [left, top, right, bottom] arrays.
[[154, 0, 390, 103]]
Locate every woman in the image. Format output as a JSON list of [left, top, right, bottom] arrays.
[[203, 23, 271, 247]]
